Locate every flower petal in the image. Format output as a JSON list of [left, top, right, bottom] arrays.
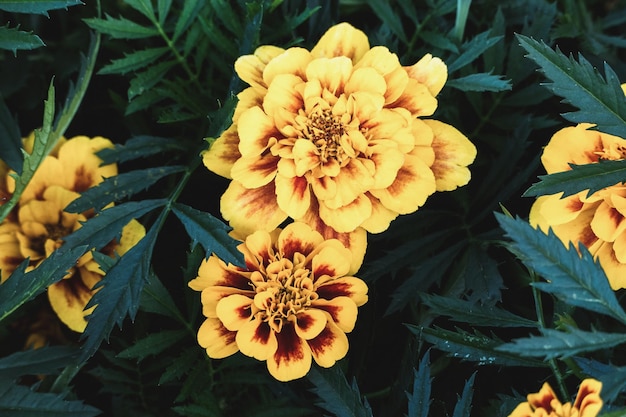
[[311, 296, 359, 333], [189, 255, 251, 292], [216, 294, 254, 331], [262, 48, 311, 88], [591, 200, 626, 243], [117, 219, 146, 256], [360, 192, 399, 234], [595, 241, 626, 290], [424, 119, 476, 192], [306, 56, 352, 95], [234, 45, 285, 90], [201, 286, 253, 318], [388, 78, 437, 117], [308, 316, 349, 368], [535, 193, 587, 226], [203, 125, 241, 179], [527, 382, 559, 412], [345, 67, 386, 97], [57, 136, 117, 193], [540, 124, 606, 174], [312, 243, 352, 281], [573, 379, 603, 416], [266, 321, 312, 382], [294, 309, 327, 340], [355, 46, 408, 104], [404, 53, 448, 97], [278, 222, 324, 259], [197, 317, 239, 359], [237, 106, 281, 157], [319, 193, 372, 233], [48, 276, 92, 332], [231, 154, 279, 188], [236, 315, 278, 361], [263, 73, 305, 118], [275, 174, 311, 220], [311, 22, 370, 64], [316, 277, 368, 307], [221, 180, 287, 235]]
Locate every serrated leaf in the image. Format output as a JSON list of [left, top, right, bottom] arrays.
[[367, 0, 407, 43], [66, 165, 185, 213], [574, 357, 626, 402], [307, 365, 373, 417], [172, 203, 244, 266], [84, 14, 159, 39], [97, 135, 186, 165], [496, 214, 626, 324], [408, 325, 546, 368], [447, 71, 512, 92], [0, 0, 82, 16], [0, 25, 45, 54], [128, 60, 176, 99], [98, 47, 169, 75], [117, 330, 187, 361], [461, 244, 505, 304], [63, 199, 166, 250], [0, 379, 100, 416], [208, 0, 243, 37], [140, 273, 184, 320], [0, 95, 23, 173], [452, 373, 475, 417], [420, 294, 537, 328], [447, 30, 503, 73], [523, 159, 626, 199], [496, 327, 626, 360], [0, 245, 87, 322], [0, 346, 79, 379], [173, 0, 205, 42], [517, 34, 626, 138], [157, 0, 172, 25], [79, 223, 157, 362], [124, 0, 156, 21], [159, 347, 199, 385], [406, 352, 431, 417]]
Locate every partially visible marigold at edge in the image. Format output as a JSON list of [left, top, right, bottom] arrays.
[[509, 379, 602, 417], [0, 134, 145, 333], [203, 22, 477, 269], [530, 85, 626, 290], [188, 221, 368, 382]]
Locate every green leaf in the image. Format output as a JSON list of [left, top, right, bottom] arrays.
[[123, 0, 156, 22], [307, 365, 373, 417], [0, 25, 45, 54], [574, 358, 626, 402], [97, 135, 186, 165], [66, 165, 185, 213], [406, 352, 431, 417], [140, 273, 184, 320], [157, 0, 172, 25], [452, 0, 471, 41], [447, 30, 503, 73], [159, 347, 199, 385], [117, 330, 187, 361], [172, 203, 244, 266], [208, 0, 243, 37], [447, 71, 512, 92], [128, 60, 176, 100], [496, 327, 626, 360], [420, 294, 538, 328], [0, 379, 100, 417], [0, 0, 82, 16], [63, 199, 166, 250], [0, 245, 87, 322], [173, 0, 206, 42], [496, 214, 626, 324], [367, 0, 407, 43], [79, 223, 158, 362], [0, 346, 79, 379], [84, 14, 159, 39], [516, 34, 626, 138], [0, 95, 23, 173], [98, 47, 169, 75], [408, 325, 546, 368], [523, 160, 626, 198], [452, 373, 475, 417], [461, 243, 505, 304]]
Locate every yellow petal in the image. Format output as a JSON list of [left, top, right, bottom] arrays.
[[278, 222, 324, 259], [189, 255, 250, 292], [266, 322, 312, 381], [203, 125, 241, 179], [216, 294, 254, 331], [527, 382, 560, 411], [311, 22, 370, 64], [262, 47, 311, 87], [573, 379, 603, 417], [236, 315, 278, 361], [57, 136, 117, 192], [117, 219, 146, 255], [197, 317, 239, 359], [0, 222, 23, 283], [306, 56, 352, 95], [308, 316, 349, 368], [369, 142, 405, 189], [275, 174, 311, 219], [595, 242, 626, 290], [234, 87, 264, 122], [360, 192, 399, 234], [48, 276, 92, 332], [312, 243, 352, 280], [201, 286, 251, 318], [355, 46, 407, 104], [293, 309, 327, 340], [612, 231, 626, 263], [234, 45, 285, 90], [363, 108, 414, 153], [316, 277, 368, 307], [311, 296, 358, 333], [221, 181, 287, 235], [591, 200, 626, 242], [388, 79, 437, 117], [319, 193, 372, 233], [263, 73, 305, 119], [237, 106, 280, 158], [322, 159, 375, 209], [537, 193, 587, 226], [404, 53, 448, 97], [231, 154, 279, 188], [541, 124, 606, 174], [345, 67, 386, 97]]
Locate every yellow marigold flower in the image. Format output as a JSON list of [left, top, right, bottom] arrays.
[[509, 379, 602, 417], [203, 22, 476, 269], [529, 122, 626, 289], [188, 221, 368, 382]]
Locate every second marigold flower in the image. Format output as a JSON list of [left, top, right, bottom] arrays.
[[188, 222, 368, 382]]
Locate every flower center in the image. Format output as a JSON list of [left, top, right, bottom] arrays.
[[596, 143, 626, 161], [253, 255, 319, 332], [301, 107, 351, 164]]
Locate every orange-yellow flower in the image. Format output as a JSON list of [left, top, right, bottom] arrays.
[[203, 22, 476, 269], [0, 135, 145, 332], [188, 221, 368, 382], [530, 123, 626, 289], [509, 379, 602, 417]]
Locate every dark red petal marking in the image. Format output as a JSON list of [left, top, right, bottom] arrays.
[[307, 324, 336, 357], [316, 282, 351, 299], [273, 322, 305, 366]]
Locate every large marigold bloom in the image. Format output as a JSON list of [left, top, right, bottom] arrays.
[[530, 123, 626, 289], [188, 222, 368, 382], [203, 22, 476, 267], [0, 135, 146, 332], [509, 379, 602, 417]]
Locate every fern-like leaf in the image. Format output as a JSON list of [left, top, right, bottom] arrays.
[[308, 365, 373, 417]]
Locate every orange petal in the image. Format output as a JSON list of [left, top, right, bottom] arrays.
[[573, 379, 603, 416], [424, 119, 476, 192], [388, 78, 437, 117], [48, 275, 92, 332], [316, 277, 368, 307], [540, 124, 606, 174], [234, 45, 285, 90], [507, 402, 534, 417], [537, 193, 587, 227], [527, 382, 559, 412], [312, 243, 352, 280], [308, 316, 349, 368], [266, 322, 312, 381], [221, 181, 287, 235], [237, 106, 281, 157], [236, 315, 278, 361], [323, 159, 375, 209], [197, 317, 239, 359], [311, 22, 370, 64], [311, 296, 358, 333], [595, 242, 626, 290], [319, 194, 372, 233], [278, 222, 324, 259], [591, 201, 626, 242], [201, 286, 252, 318], [203, 125, 241, 179], [404, 53, 448, 97], [231, 154, 279, 188], [216, 294, 254, 331], [275, 174, 311, 219], [57, 136, 117, 192], [294, 309, 327, 340], [189, 256, 251, 292]]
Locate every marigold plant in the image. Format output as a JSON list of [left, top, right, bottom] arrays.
[[509, 379, 603, 417]]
